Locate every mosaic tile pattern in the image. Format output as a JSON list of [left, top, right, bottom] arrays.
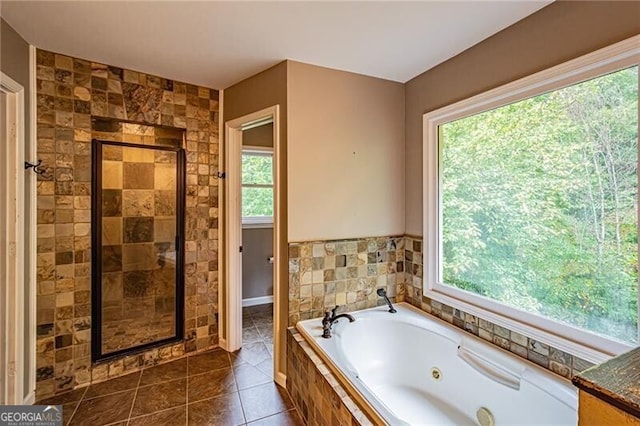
[[35, 49, 220, 399], [287, 236, 405, 326], [403, 235, 595, 380], [287, 328, 373, 426]]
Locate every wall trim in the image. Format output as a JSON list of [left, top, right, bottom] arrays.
[[23, 391, 35, 405], [218, 89, 226, 348], [26, 44, 37, 405], [224, 104, 283, 385], [242, 295, 274, 307], [242, 222, 274, 230], [275, 372, 286, 388], [0, 71, 26, 405]]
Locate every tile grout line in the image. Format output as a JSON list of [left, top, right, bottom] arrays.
[[76, 377, 140, 402], [185, 355, 189, 426], [124, 370, 144, 425], [238, 308, 289, 425], [65, 386, 88, 425], [128, 405, 186, 423], [228, 351, 248, 425]]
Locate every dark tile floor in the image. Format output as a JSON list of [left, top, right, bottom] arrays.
[[37, 304, 303, 425]]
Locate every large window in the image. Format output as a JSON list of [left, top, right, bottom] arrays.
[[424, 38, 639, 361], [242, 147, 274, 226]]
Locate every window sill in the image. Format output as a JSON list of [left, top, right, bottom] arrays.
[[424, 287, 631, 366], [242, 222, 274, 229]]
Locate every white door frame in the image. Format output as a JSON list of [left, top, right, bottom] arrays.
[[1, 71, 26, 405], [222, 105, 285, 387]]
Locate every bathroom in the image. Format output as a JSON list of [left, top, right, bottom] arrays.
[[0, 1, 639, 425]]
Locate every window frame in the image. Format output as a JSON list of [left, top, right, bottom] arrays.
[[423, 36, 640, 364], [242, 145, 274, 228]]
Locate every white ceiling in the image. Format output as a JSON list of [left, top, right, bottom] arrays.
[[1, 1, 551, 89]]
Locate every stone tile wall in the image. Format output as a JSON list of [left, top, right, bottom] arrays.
[[286, 328, 373, 426], [35, 49, 220, 399], [403, 235, 595, 380], [287, 236, 405, 326]]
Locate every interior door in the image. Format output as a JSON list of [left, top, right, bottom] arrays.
[[0, 90, 8, 405], [1, 74, 29, 404]]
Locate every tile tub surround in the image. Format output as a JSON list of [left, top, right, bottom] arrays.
[[35, 49, 220, 398], [287, 327, 373, 426], [287, 236, 405, 326], [403, 235, 595, 380]]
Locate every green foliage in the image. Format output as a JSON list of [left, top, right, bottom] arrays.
[[242, 153, 273, 185], [242, 187, 273, 217], [441, 66, 639, 344], [242, 153, 274, 217]]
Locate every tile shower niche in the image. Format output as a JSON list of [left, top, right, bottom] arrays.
[[91, 121, 186, 361]]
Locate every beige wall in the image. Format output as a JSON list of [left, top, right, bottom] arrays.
[[287, 61, 405, 242], [223, 61, 288, 375], [243, 122, 273, 148], [404, 0, 640, 236], [242, 228, 274, 299], [1, 18, 30, 146]]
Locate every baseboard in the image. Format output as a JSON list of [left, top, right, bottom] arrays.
[[242, 295, 274, 307], [23, 390, 35, 405], [219, 337, 228, 351], [275, 371, 287, 388]]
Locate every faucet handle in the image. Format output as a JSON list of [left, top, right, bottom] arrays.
[[331, 305, 339, 318]]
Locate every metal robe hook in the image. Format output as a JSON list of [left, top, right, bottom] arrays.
[[25, 159, 47, 177]]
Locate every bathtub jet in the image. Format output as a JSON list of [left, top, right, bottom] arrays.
[[377, 288, 397, 313]]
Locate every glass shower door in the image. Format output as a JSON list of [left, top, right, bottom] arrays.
[[92, 139, 185, 360]]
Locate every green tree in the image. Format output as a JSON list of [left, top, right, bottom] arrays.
[[441, 66, 638, 343], [242, 153, 274, 217]]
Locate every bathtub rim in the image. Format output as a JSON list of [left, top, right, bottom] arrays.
[[296, 302, 577, 425]]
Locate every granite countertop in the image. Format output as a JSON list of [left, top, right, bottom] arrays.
[[572, 347, 640, 419]]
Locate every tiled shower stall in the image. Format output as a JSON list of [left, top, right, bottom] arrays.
[[35, 49, 220, 399]]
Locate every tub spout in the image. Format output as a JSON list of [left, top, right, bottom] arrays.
[[322, 305, 355, 338], [377, 288, 397, 313]]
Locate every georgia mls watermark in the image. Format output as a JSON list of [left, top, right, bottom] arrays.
[[0, 405, 62, 426]]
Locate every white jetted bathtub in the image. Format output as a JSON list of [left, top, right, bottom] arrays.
[[296, 303, 577, 426]]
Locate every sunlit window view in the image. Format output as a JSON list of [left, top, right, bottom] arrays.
[[242, 151, 274, 220], [440, 66, 639, 345]]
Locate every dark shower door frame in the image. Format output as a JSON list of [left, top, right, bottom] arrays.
[[91, 138, 186, 363]]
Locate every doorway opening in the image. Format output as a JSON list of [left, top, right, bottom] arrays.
[[223, 106, 285, 386], [241, 126, 275, 308]]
